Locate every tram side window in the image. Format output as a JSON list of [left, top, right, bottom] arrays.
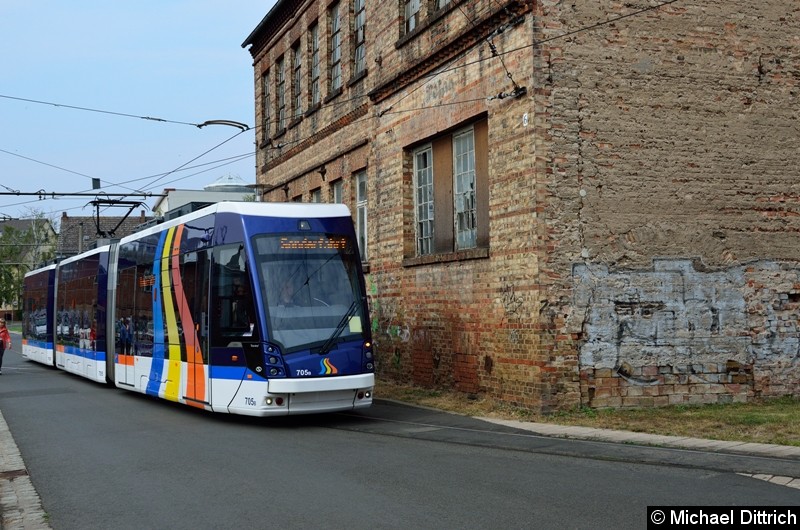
[[211, 245, 258, 347], [23, 277, 48, 340], [57, 259, 98, 350]]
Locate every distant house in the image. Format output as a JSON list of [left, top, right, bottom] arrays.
[[57, 210, 152, 259]]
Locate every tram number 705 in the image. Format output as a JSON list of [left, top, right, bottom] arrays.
[[244, 397, 256, 406], [296, 369, 312, 376]]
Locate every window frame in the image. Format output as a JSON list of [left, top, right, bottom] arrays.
[[408, 117, 489, 261], [404, 0, 420, 34], [309, 22, 321, 107], [292, 41, 302, 120], [453, 126, 477, 250], [331, 179, 344, 204], [329, 2, 342, 93], [261, 70, 271, 141], [276, 56, 287, 132], [353, 0, 366, 76], [413, 145, 434, 256], [356, 170, 368, 261]]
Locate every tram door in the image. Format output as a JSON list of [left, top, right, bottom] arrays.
[[181, 249, 210, 405], [114, 264, 138, 388], [209, 245, 259, 408]]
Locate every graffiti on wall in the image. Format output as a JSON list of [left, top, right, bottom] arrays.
[[572, 259, 800, 373]]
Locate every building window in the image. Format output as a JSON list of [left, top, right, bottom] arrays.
[[404, 0, 420, 34], [353, 0, 366, 75], [329, 2, 342, 92], [454, 128, 476, 249], [292, 42, 302, 119], [261, 70, 270, 140], [332, 179, 343, 203], [435, 0, 451, 9], [411, 118, 488, 256], [276, 56, 286, 131], [309, 23, 320, 107], [356, 170, 368, 261], [311, 188, 322, 203], [414, 146, 434, 255]]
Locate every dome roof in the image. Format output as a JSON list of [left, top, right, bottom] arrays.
[[203, 174, 253, 193]]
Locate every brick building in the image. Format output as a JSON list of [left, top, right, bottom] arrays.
[[243, 0, 800, 412], [58, 210, 151, 259]]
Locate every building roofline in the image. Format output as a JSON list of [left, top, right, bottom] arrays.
[[241, 0, 285, 49]]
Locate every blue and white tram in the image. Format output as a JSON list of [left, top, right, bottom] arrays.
[[22, 202, 375, 416], [22, 264, 56, 365]]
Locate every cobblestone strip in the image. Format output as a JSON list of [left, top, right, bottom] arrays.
[[0, 410, 51, 530], [738, 473, 800, 490]]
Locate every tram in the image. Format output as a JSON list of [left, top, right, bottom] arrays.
[[22, 202, 375, 416]]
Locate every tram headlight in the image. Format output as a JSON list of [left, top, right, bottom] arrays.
[[268, 356, 278, 364], [269, 367, 279, 376], [365, 362, 374, 371]]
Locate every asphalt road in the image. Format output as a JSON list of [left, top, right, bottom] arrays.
[[0, 338, 797, 529]]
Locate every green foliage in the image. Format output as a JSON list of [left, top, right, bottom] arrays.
[[0, 211, 56, 309]]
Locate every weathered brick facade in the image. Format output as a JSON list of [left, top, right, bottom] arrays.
[[244, 0, 800, 412]]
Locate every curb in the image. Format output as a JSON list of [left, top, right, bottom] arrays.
[[0, 410, 50, 530], [478, 417, 800, 459], [479, 417, 800, 490]]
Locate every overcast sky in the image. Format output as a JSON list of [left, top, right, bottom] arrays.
[[0, 1, 277, 224]]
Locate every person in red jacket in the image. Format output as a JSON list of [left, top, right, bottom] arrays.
[[0, 318, 11, 375]]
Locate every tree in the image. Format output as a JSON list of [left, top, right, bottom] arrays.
[[0, 210, 56, 314]]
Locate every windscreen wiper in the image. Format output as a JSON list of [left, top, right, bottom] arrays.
[[318, 299, 359, 355]]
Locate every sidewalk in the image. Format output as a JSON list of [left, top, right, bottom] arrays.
[[0, 410, 50, 530], [480, 416, 800, 491]]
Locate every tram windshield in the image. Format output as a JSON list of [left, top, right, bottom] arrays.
[[253, 233, 366, 353]]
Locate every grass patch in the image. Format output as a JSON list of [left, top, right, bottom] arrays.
[[376, 381, 800, 447]]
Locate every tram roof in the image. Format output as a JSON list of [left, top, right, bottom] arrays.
[[58, 244, 112, 267], [24, 262, 57, 278], [119, 201, 352, 244]]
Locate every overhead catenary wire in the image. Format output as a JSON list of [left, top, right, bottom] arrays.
[[2, 0, 684, 213], [0, 94, 204, 128], [2, 0, 682, 144], [0, 151, 255, 215]]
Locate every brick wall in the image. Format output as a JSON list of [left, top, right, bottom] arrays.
[[541, 0, 800, 408], [247, 0, 800, 413]]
